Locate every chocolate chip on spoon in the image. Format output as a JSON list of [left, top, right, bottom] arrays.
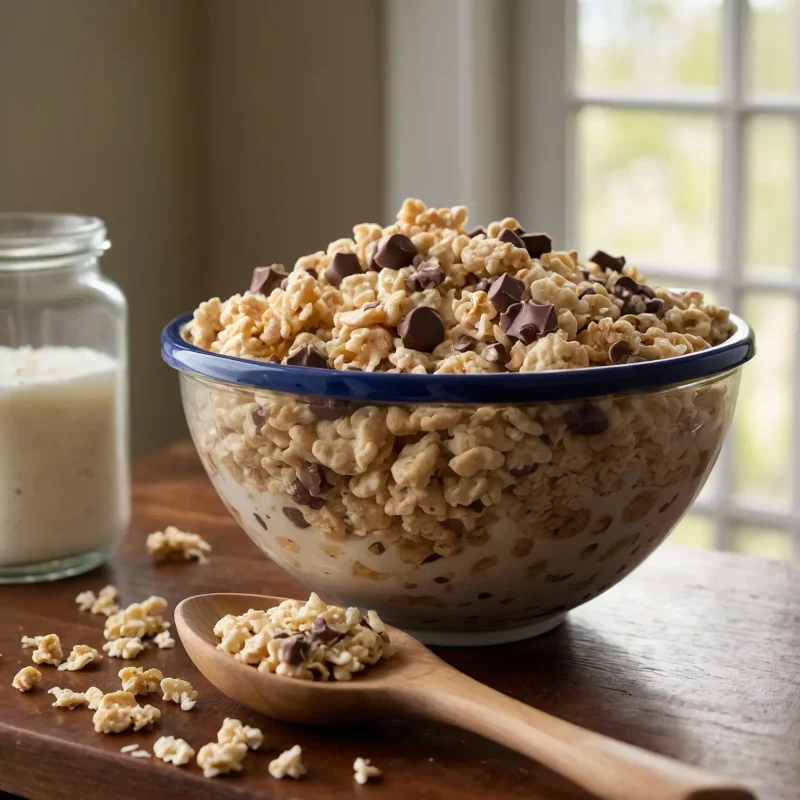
[[487, 273, 525, 313], [397, 307, 445, 352], [250, 265, 287, 296], [406, 261, 445, 292], [498, 228, 525, 248], [285, 346, 329, 369], [590, 250, 626, 273], [374, 234, 418, 270], [520, 233, 552, 260], [325, 252, 361, 287]]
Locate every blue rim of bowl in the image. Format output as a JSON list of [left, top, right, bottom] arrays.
[[161, 311, 755, 404]]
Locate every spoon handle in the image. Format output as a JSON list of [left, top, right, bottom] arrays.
[[398, 668, 755, 800]]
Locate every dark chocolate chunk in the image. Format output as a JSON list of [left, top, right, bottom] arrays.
[[469, 499, 485, 512], [514, 226, 527, 235], [250, 265, 287, 296], [253, 512, 268, 531], [612, 276, 640, 297], [282, 507, 311, 529], [368, 541, 385, 555], [487, 273, 525, 313], [273, 632, 290, 640], [467, 226, 486, 238], [359, 616, 372, 630], [608, 341, 630, 364], [500, 300, 558, 344], [579, 286, 597, 299], [564, 403, 609, 436], [405, 261, 445, 292], [498, 227, 525, 248], [375, 233, 418, 270], [325, 252, 361, 287], [310, 616, 341, 645], [297, 462, 328, 497], [287, 479, 325, 509], [645, 298, 665, 318], [422, 553, 442, 564], [397, 307, 445, 352], [482, 343, 509, 365], [368, 242, 381, 271], [251, 406, 266, 431], [280, 277, 289, 290], [308, 397, 350, 421], [454, 334, 473, 352], [590, 250, 626, 273], [520, 233, 552, 260], [509, 464, 538, 478], [285, 345, 328, 369], [362, 301, 380, 310], [305, 268, 318, 279], [475, 279, 491, 292], [279, 633, 310, 665]]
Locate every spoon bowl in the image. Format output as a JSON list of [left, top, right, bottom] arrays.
[[176, 592, 756, 800]]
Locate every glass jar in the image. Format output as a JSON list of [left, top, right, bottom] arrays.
[[0, 213, 129, 583]]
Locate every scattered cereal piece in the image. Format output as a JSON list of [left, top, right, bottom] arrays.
[[153, 630, 175, 649], [196, 741, 248, 778], [104, 596, 169, 641], [119, 666, 163, 695], [58, 644, 103, 671], [21, 635, 41, 649], [48, 687, 87, 709], [31, 634, 63, 666], [268, 745, 306, 780], [75, 590, 97, 612], [12, 666, 41, 692], [75, 584, 119, 616], [160, 677, 198, 710], [85, 687, 105, 710], [354, 757, 382, 785], [153, 735, 195, 766], [103, 637, 145, 659], [92, 691, 160, 734], [130, 750, 151, 759], [147, 526, 211, 563], [130, 704, 161, 731], [217, 718, 263, 751], [120, 744, 139, 753]]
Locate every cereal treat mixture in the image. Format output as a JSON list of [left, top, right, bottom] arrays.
[[217, 718, 263, 751], [146, 526, 211, 563], [103, 637, 145, 659], [75, 584, 119, 616], [213, 593, 393, 681], [196, 741, 248, 779], [153, 630, 176, 649], [183, 200, 739, 635], [12, 666, 41, 692], [268, 745, 306, 780], [104, 596, 169, 641], [154, 735, 196, 766], [58, 644, 103, 671], [48, 687, 88, 709], [160, 677, 198, 710], [354, 757, 382, 785], [27, 634, 63, 666], [119, 666, 163, 695], [92, 691, 161, 734]]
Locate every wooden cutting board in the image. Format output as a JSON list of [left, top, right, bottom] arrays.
[[1, 441, 798, 800]]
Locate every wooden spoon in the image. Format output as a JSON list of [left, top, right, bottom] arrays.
[[176, 593, 756, 800]]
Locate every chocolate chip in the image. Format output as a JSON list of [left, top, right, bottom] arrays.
[[581, 270, 606, 286], [645, 298, 665, 318], [325, 252, 361, 287], [254, 513, 268, 531], [285, 345, 328, 368], [510, 464, 538, 478], [469, 500, 485, 512], [487, 273, 525, 313], [251, 406, 266, 431], [500, 300, 558, 344], [368, 542, 385, 555], [368, 242, 381, 271], [475, 279, 491, 292], [279, 634, 310, 665], [280, 277, 289, 290], [498, 227, 525, 248], [467, 226, 486, 238], [482, 343, 508, 365], [310, 616, 340, 645], [287, 479, 325, 509], [514, 226, 526, 235], [308, 397, 350, 421], [305, 268, 318, 279], [520, 233, 552, 260], [362, 301, 380, 310], [273, 632, 290, 640], [454, 334, 473, 352], [282, 507, 310, 529], [433, 576, 449, 584], [398, 307, 445, 352], [612, 276, 640, 297], [590, 250, 626, 273], [608, 341, 630, 364], [405, 260, 445, 292], [422, 553, 442, 564], [564, 403, 609, 436], [579, 286, 597, 299], [375, 234, 417, 270], [250, 265, 287, 296], [297, 463, 328, 497]]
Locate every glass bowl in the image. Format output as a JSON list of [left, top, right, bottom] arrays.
[[162, 312, 754, 645]]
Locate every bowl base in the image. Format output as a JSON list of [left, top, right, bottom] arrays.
[[0, 547, 111, 585], [400, 612, 567, 647]]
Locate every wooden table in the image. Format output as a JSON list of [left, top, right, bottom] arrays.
[[1, 442, 798, 800]]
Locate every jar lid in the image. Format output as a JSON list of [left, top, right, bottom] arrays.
[[0, 213, 109, 267]]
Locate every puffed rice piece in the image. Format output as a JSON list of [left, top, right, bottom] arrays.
[[48, 687, 87, 709], [120, 744, 139, 753], [146, 526, 212, 563], [196, 741, 248, 778], [153, 630, 176, 649], [92, 691, 161, 734], [12, 666, 41, 692], [354, 757, 382, 785], [75, 585, 119, 616], [216, 718, 263, 751], [119, 666, 163, 695], [30, 634, 63, 666], [153, 736, 196, 766], [85, 686, 105, 710], [104, 596, 169, 641], [58, 644, 103, 671], [130, 750, 151, 759], [103, 637, 145, 659], [160, 677, 198, 710], [269, 745, 306, 780]]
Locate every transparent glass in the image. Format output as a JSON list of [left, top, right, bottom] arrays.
[[0, 213, 130, 582], [179, 369, 740, 645]]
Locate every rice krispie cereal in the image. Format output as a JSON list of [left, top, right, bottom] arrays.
[[146, 526, 211, 563], [268, 745, 306, 780], [27, 634, 63, 666], [213, 593, 393, 681], [75, 584, 119, 616], [58, 644, 103, 671], [12, 666, 41, 692], [153, 735, 195, 766], [217, 718, 263, 750], [103, 637, 145, 659], [104, 596, 169, 641], [92, 690, 161, 734], [354, 757, 382, 785], [160, 677, 198, 710], [48, 687, 88, 709], [196, 741, 248, 778], [182, 200, 739, 636]]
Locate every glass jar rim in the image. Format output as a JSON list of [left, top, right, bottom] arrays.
[[0, 212, 109, 268]]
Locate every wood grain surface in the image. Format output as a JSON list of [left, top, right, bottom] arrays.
[[0, 441, 798, 800]]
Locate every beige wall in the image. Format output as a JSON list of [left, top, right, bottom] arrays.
[[0, 0, 384, 456]]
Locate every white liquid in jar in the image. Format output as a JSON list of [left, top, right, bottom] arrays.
[[0, 346, 128, 567]]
